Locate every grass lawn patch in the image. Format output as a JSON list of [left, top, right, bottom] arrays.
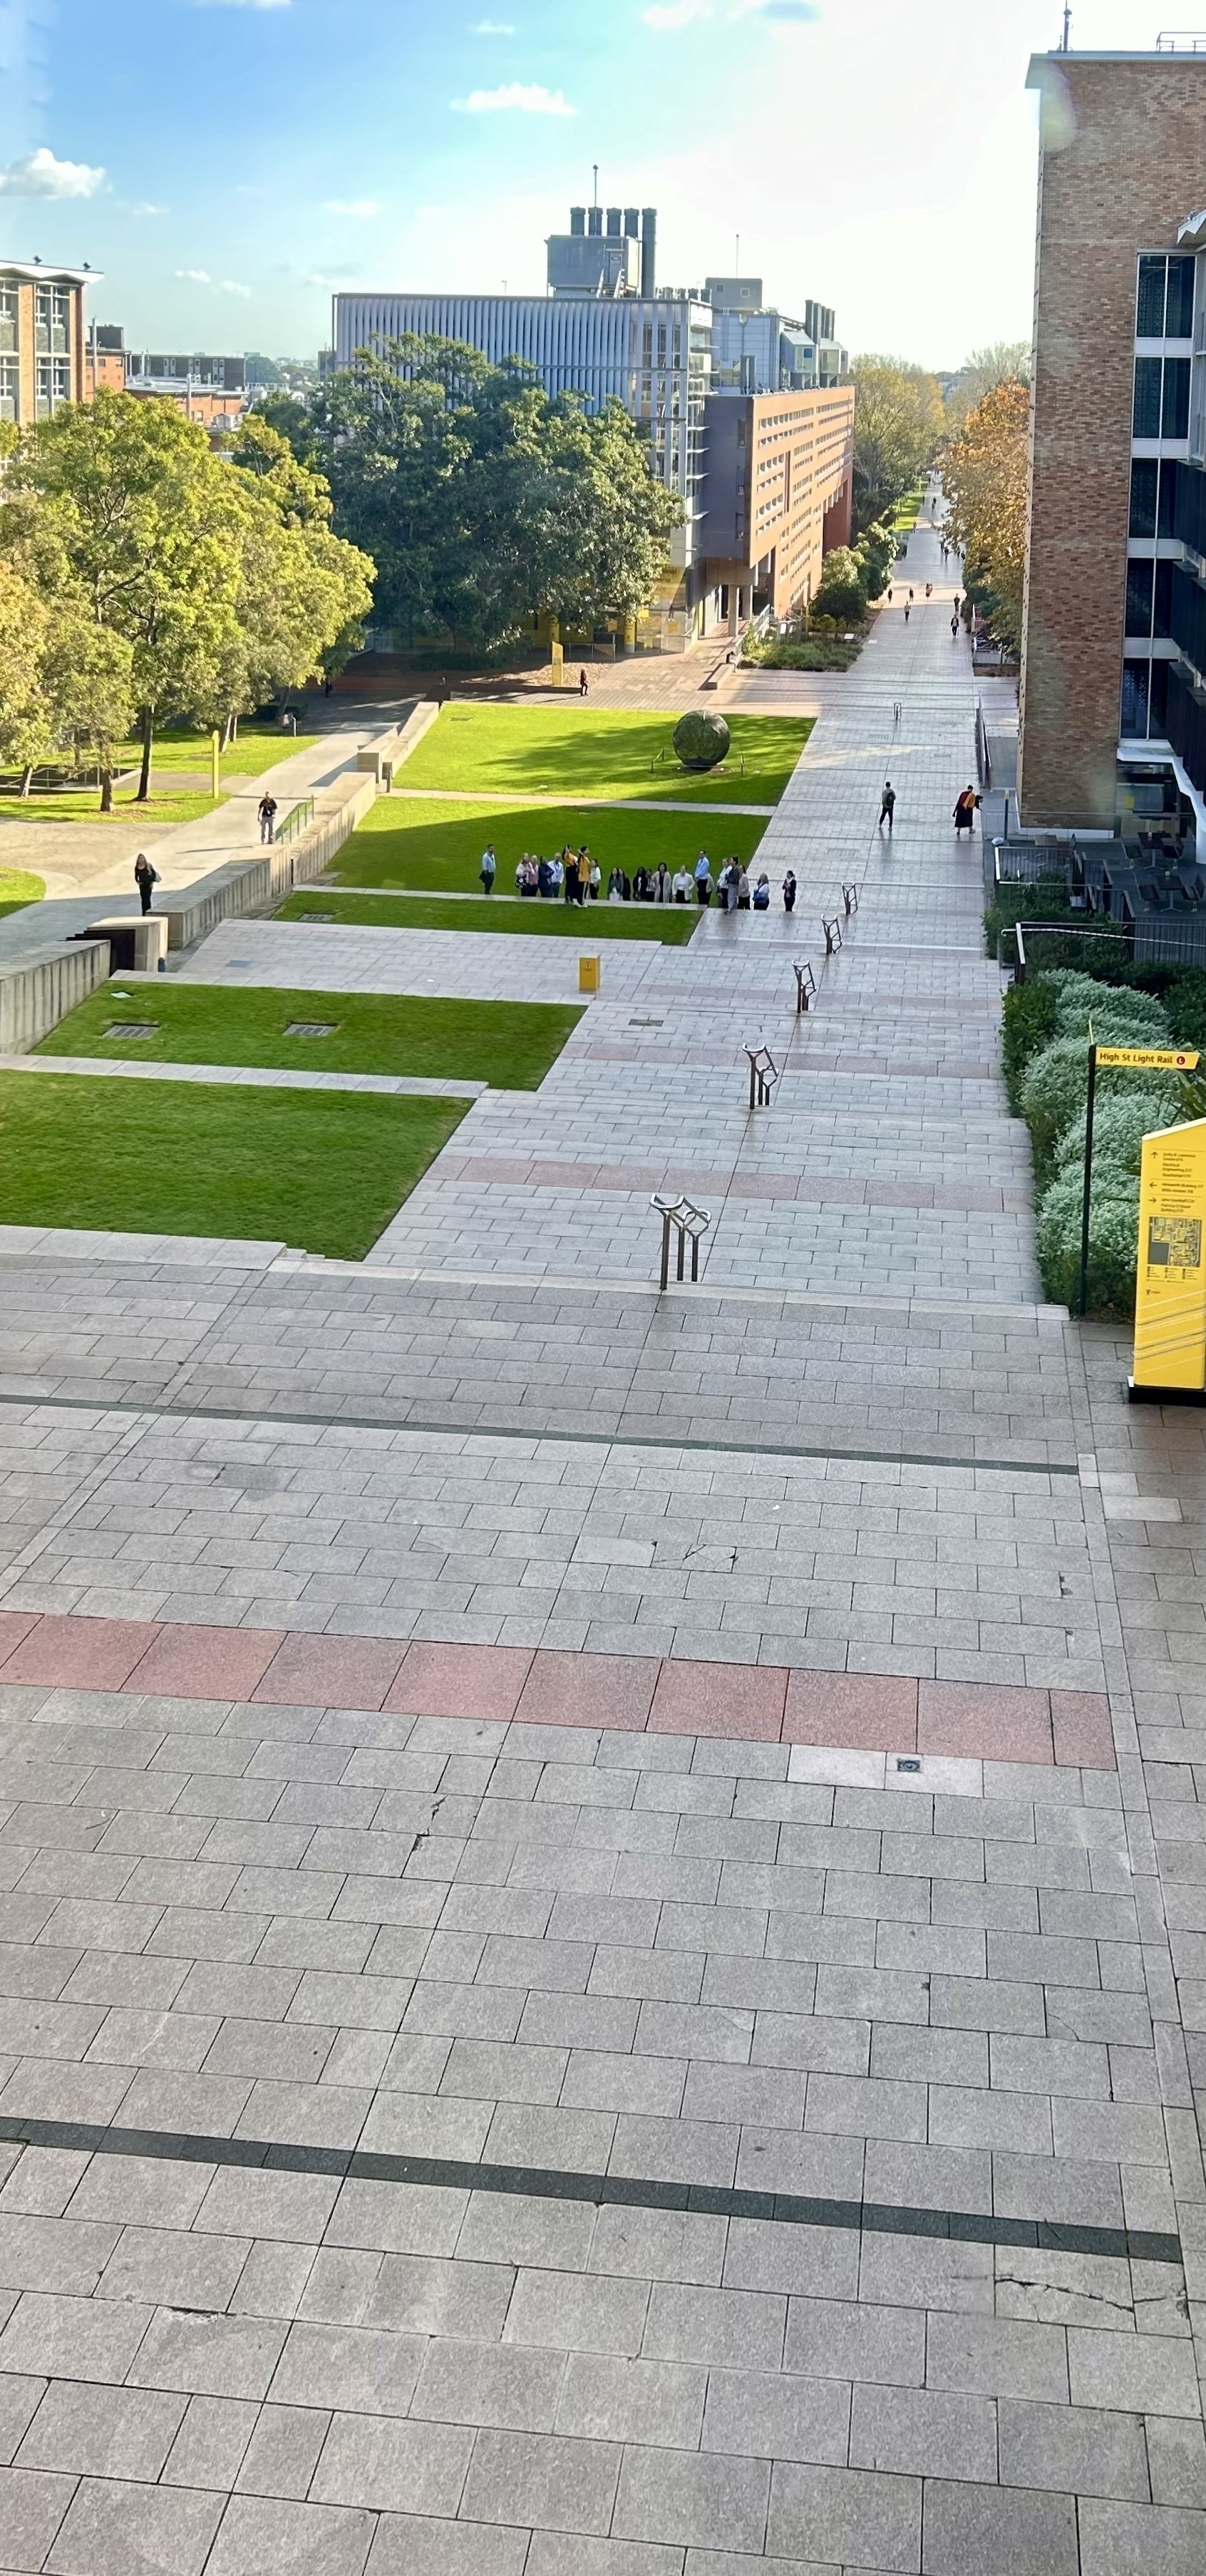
[[0, 789, 222, 826], [0, 867, 44, 920], [336, 798, 767, 893], [400, 704, 809, 805], [278, 889, 700, 941], [39, 982, 582, 1091], [0, 1072, 465, 1260]]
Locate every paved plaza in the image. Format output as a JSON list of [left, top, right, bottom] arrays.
[[0, 518, 1203, 2573]]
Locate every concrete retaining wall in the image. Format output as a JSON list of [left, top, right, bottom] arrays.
[[162, 768, 379, 952], [0, 939, 110, 1053]]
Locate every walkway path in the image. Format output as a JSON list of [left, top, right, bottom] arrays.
[[0, 514, 1202, 2576]]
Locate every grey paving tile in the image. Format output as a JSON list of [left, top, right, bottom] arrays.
[[850, 2381, 996, 2480], [16, 2378, 185, 2479], [411, 2337, 565, 2432], [785, 2294, 925, 2386], [460, 2426, 622, 2536], [613, 2445, 770, 2553], [556, 2350, 705, 2450], [1067, 2328, 1202, 2418], [366, 2516, 530, 2576], [160, 2394, 258, 2492], [269, 2320, 425, 2416], [920, 2477, 1079, 2576], [128, 2310, 287, 2401], [996, 2396, 1148, 2499], [312, 2411, 474, 2514], [643, 2282, 785, 2371], [768, 2459, 921, 2572], [43, 2475, 225, 2576], [205, 2493, 376, 2576], [702, 2365, 850, 2464]]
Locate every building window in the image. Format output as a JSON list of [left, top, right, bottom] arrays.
[[1122, 659, 1151, 734], [1165, 358, 1191, 438], [1134, 357, 1163, 437], [1155, 557, 1175, 639], [34, 285, 69, 356], [1135, 254, 1194, 336], [35, 356, 70, 418], [0, 286, 16, 356], [0, 352, 16, 421], [1125, 560, 1154, 637], [1130, 457, 1158, 535], [1151, 658, 1170, 731], [1169, 256, 1196, 336]]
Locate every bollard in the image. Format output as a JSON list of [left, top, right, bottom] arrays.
[[578, 955, 600, 994]]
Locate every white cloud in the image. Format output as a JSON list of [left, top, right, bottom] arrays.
[[123, 200, 168, 216], [642, 1, 711, 23], [175, 268, 251, 297], [323, 198, 381, 217], [452, 81, 574, 113], [175, 267, 212, 284], [218, 279, 252, 297], [473, 17, 515, 28], [0, 146, 106, 199]]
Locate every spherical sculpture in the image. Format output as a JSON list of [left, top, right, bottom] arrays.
[[672, 710, 731, 771]]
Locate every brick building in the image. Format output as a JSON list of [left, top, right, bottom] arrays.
[[700, 384, 855, 634], [1019, 44, 1206, 830], [0, 261, 91, 423]]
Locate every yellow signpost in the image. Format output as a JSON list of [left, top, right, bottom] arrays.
[[1130, 1116, 1206, 1403], [1078, 1041, 1200, 1320], [550, 640, 564, 690]]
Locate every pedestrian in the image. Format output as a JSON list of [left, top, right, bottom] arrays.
[[782, 868, 797, 912], [752, 871, 770, 910], [954, 786, 979, 836], [480, 841, 497, 894], [924, 582, 932, 599], [672, 865, 691, 904], [904, 602, 910, 623], [133, 852, 160, 915], [654, 860, 671, 905], [694, 852, 713, 906], [607, 867, 624, 902], [633, 865, 651, 902], [737, 865, 751, 912], [892, 700, 902, 726], [887, 587, 894, 605], [563, 848, 582, 904], [537, 855, 554, 899], [879, 779, 896, 830], [258, 792, 277, 844], [587, 857, 601, 901], [951, 614, 959, 639], [579, 666, 589, 697], [953, 595, 962, 618], [908, 588, 914, 603], [324, 675, 334, 698], [518, 854, 539, 896]]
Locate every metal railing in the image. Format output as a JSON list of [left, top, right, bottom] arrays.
[[651, 1192, 711, 1289], [793, 960, 816, 1013], [1156, 30, 1206, 51], [274, 798, 316, 847], [823, 916, 843, 957], [842, 882, 859, 919], [975, 698, 991, 789], [745, 1043, 779, 1111]]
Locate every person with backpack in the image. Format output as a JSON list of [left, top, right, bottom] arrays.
[[752, 872, 770, 910], [879, 780, 896, 830], [258, 793, 277, 843]]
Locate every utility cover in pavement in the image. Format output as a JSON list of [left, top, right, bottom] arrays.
[[103, 1022, 159, 1039], [284, 1021, 339, 1037]]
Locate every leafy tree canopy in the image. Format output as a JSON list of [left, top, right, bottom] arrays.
[[850, 355, 945, 534], [262, 334, 682, 652], [939, 376, 1029, 651]]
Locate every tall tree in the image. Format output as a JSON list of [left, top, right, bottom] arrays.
[[940, 376, 1029, 649], [850, 356, 945, 533], [271, 334, 681, 654], [946, 341, 1031, 431]]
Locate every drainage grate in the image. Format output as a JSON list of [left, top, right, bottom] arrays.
[[297, 913, 334, 923], [103, 1021, 158, 1039], [896, 1756, 922, 1773], [628, 1017, 664, 1029], [284, 1021, 339, 1038]]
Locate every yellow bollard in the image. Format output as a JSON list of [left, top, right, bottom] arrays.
[[211, 728, 221, 799], [578, 955, 600, 994]]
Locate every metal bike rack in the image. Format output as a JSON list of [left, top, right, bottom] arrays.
[[793, 961, 817, 1013], [651, 1192, 711, 1291], [823, 917, 843, 957], [842, 882, 859, 918], [745, 1044, 779, 1111]]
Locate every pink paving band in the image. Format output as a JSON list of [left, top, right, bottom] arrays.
[[0, 1610, 1116, 1766]]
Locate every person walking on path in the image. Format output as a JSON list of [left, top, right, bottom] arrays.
[[579, 667, 589, 697], [951, 614, 959, 639], [903, 602, 910, 624], [782, 868, 797, 912], [133, 852, 159, 915], [694, 852, 713, 905], [258, 793, 277, 844], [479, 842, 497, 893], [954, 786, 979, 836], [879, 780, 896, 831], [736, 865, 751, 911]]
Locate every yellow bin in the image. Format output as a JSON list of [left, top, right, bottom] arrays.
[[578, 955, 601, 994]]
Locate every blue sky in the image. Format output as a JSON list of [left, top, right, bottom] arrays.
[[0, 0, 1185, 364]]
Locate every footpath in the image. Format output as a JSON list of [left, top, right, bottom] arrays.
[[0, 517, 1200, 2576]]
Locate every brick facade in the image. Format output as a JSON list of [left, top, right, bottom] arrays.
[[1019, 53, 1206, 828]]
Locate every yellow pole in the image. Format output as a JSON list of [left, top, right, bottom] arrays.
[[210, 728, 220, 799]]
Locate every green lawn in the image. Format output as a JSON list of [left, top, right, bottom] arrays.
[[145, 723, 320, 777], [336, 798, 768, 893], [400, 705, 810, 805], [0, 868, 44, 921], [0, 723, 319, 823], [0, 788, 223, 825], [0, 1073, 465, 1259], [278, 889, 701, 942], [38, 982, 582, 1091]]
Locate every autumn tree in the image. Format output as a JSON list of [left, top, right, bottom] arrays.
[[945, 341, 1031, 432], [940, 376, 1029, 650], [850, 356, 945, 533]]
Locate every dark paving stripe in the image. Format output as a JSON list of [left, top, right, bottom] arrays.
[[0, 1391, 1081, 1477], [0, 2113, 1177, 2266]]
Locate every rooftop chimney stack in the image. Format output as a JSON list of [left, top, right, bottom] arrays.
[[641, 208, 656, 298]]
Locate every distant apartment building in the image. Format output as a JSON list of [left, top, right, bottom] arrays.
[[700, 385, 855, 634], [333, 207, 848, 647], [705, 278, 847, 394], [1019, 43, 1206, 830], [0, 259, 91, 422], [85, 327, 247, 425]]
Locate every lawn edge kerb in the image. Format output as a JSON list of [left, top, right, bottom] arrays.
[[278, 890, 700, 943]]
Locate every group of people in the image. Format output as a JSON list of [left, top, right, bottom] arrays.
[[480, 839, 800, 913], [503, 845, 601, 903], [876, 780, 981, 835]]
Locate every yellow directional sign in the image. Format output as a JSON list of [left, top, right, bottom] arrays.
[[1131, 1117, 1206, 1398], [1096, 1046, 1200, 1069]]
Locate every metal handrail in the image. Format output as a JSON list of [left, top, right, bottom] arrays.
[[745, 1043, 779, 1110], [651, 1191, 711, 1290], [823, 916, 843, 957], [793, 961, 816, 1013], [275, 797, 316, 847], [842, 883, 859, 918]]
